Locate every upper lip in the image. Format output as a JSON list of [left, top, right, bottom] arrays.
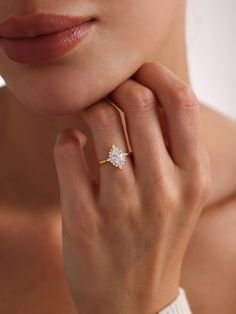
[[0, 12, 95, 39]]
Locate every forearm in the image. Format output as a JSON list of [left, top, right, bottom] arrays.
[[200, 103, 236, 208]]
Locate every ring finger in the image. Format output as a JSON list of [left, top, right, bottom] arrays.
[[81, 100, 135, 190]]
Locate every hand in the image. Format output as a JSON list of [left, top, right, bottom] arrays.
[[53, 62, 212, 314]]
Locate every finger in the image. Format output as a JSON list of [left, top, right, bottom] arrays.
[[107, 79, 173, 177], [53, 128, 97, 236], [133, 62, 203, 169], [81, 100, 135, 187]]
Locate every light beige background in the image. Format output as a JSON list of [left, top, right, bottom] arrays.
[[1, 0, 236, 119], [186, 0, 236, 120]]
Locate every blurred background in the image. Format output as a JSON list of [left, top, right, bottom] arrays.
[[0, 0, 236, 120], [186, 0, 236, 120]]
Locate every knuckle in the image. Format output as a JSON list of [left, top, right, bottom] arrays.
[[151, 171, 180, 209], [185, 154, 212, 204], [53, 129, 79, 163], [170, 84, 199, 115], [87, 102, 120, 130], [125, 86, 156, 113]]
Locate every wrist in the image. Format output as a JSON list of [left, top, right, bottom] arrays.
[[159, 287, 192, 314], [73, 266, 182, 314], [74, 284, 180, 314]]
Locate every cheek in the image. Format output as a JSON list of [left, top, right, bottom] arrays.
[[108, 0, 177, 55]]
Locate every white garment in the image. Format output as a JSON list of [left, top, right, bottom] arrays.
[[159, 287, 192, 314]]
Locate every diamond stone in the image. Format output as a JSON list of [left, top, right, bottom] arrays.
[[107, 145, 126, 169]]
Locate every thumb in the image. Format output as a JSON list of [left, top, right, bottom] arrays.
[[53, 128, 96, 237]]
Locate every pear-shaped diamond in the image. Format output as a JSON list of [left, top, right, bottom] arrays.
[[107, 144, 126, 169]]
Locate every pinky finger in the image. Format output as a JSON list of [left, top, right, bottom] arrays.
[[53, 128, 97, 238]]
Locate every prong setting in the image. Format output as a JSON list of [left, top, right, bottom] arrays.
[[107, 144, 126, 169]]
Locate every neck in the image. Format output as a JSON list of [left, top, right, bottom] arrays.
[[152, 3, 190, 85], [1, 7, 191, 210]]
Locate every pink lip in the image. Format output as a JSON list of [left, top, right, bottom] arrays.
[[0, 12, 96, 63]]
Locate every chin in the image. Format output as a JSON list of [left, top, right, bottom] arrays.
[[5, 72, 115, 117], [11, 76, 112, 117], [3, 52, 143, 117]]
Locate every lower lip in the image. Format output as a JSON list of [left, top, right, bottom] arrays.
[[0, 20, 95, 64]]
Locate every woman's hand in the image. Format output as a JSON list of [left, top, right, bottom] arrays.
[[53, 62, 212, 314]]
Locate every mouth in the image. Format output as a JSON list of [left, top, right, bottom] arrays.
[[0, 12, 97, 64]]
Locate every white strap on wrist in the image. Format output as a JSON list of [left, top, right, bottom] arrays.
[[158, 287, 192, 314]]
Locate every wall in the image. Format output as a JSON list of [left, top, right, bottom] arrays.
[[186, 0, 236, 120]]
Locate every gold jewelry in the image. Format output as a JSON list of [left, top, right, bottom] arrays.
[[98, 144, 132, 170]]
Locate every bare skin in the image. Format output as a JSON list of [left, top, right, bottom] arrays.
[[0, 5, 236, 314], [1, 88, 236, 314]]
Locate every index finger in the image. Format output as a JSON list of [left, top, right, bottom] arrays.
[[132, 62, 203, 169]]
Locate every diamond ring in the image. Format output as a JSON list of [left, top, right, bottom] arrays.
[[98, 144, 132, 169]]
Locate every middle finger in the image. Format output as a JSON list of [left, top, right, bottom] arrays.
[[107, 79, 173, 178]]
